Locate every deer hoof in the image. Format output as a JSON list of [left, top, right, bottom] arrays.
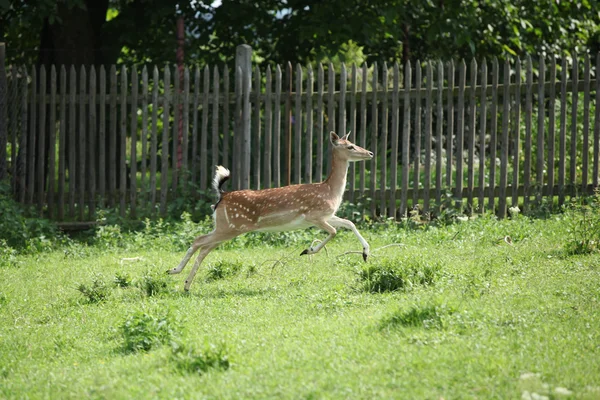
[[362, 252, 368, 262], [300, 249, 309, 256]]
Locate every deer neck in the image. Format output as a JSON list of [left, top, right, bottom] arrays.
[[324, 151, 350, 199]]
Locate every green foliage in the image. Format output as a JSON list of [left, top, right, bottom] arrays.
[[355, 256, 440, 293], [121, 310, 176, 353], [171, 342, 230, 375], [205, 260, 244, 282], [113, 272, 132, 288], [77, 274, 110, 304], [0, 182, 58, 251], [564, 191, 600, 255], [136, 270, 169, 297]]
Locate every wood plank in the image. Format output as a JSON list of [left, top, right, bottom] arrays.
[[140, 66, 148, 195], [253, 66, 261, 188], [98, 66, 106, 210], [413, 62, 422, 209], [183, 67, 190, 180], [523, 56, 533, 211], [9, 66, 18, 196], [582, 54, 591, 188], [305, 64, 314, 184], [349, 64, 357, 201], [498, 59, 510, 218], [389, 62, 399, 217], [488, 58, 499, 212], [338, 63, 347, 141], [242, 59, 252, 190], [37, 65, 47, 215], [558, 57, 568, 205], [119, 65, 127, 218], [160, 65, 170, 216], [316, 63, 324, 183], [28, 66, 37, 206], [294, 63, 303, 184], [18, 66, 28, 205], [129, 66, 138, 218], [78, 65, 87, 221], [201, 65, 209, 191], [76, 65, 87, 221], [478, 59, 487, 212], [68, 66, 76, 216], [172, 67, 180, 191], [150, 66, 159, 211], [274, 65, 282, 187], [109, 65, 117, 208], [435, 61, 444, 213], [536, 57, 546, 204], [234, 65, 243, 189], [48, 66, 57, 219], [191, 66, 200, 183], [570, 53, 578, 190], [594, 52, 600, 188], [211, 66, 218, 170], [512, 58, 521, 208], [284, 62, 292, 186], [467, 59, 477, 212], [400, 61, 411, 218], [264, 66, 272, 187], [547, 57, 556, 209], [445, 60, 454, 188], [359, 63, 368, 194], [423, 62, 433, 215], [327, 63, 335, 176], [88, 66, 96, 219], [380, 63, 388, 216], [223, 66, 230, 171], [370, 62, 379, 218], [455, 60, 465, 208]]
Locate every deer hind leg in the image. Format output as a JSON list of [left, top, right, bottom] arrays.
[[168, 230, 238, 275], [300, 221, 336, 256], [328, 215, 370, 262], [183, 242, 220, 291]]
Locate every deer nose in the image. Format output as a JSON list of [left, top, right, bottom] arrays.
[[368, 151, 374, 157]]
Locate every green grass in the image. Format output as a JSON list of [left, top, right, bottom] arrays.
[[1, 215, 599, 399]]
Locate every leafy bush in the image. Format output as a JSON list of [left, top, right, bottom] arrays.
[[121, 310, 176, 353], [356, 256, 440, 293], [564, 191, 600, 255], [205, 260, 244, 282], [113, 272, 132, 288], [171, 342, 230, 375], [77, 274, 110, 303], [137, 270, 169, 296], [0, 182, 58, 250], [380, 303, 454, 330]]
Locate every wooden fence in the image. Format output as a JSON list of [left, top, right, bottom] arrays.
[[0, 44, 599, 222]]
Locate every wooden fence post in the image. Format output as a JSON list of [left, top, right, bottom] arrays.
[[235, 44, 252, 190], [0, 43, 7, 182]]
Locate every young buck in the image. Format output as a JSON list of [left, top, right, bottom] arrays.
[[169, 131, 374, 291]]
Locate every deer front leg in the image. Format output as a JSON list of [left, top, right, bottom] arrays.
[[300, 221, 336, 256], [328, 216, 370, 261]]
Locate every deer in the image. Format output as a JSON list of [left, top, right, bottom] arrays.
[[168, 131, 374, 291]]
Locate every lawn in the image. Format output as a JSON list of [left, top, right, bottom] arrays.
[[0, 212, 599, 399]]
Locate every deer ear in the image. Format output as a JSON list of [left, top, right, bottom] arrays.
[[342, 131, 351, 140], [330, 131, 340, 144]]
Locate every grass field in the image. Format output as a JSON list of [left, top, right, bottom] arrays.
[[1, 212, 599, 399]]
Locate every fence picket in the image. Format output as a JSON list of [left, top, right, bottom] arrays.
[[223, 66, 230, 171], [183, 67, 190, 178], [79, 65, 87, 221], [28, 66, 37, 206], [130, 66, 138, 218], [436, 61, 444, 212], [424, 62, 433, 215], [150, 66, 159, 211], [446, 61, 454, 188], [594, 52, 600, 188], [18, 66, 28, 205], [98, 66, 106, 210], [455, 60, 465, 209], [274, 65, 282, 187], [380, 63, 388, 216], [119, 65, 127, 218], [558, 58, 568, 205], [400, 61, 411, 218], [141, 67, 148, 195], [253, 66, 261, 189], [68, 66, 76, 216], [37, 65, 46, 215], [478, 59, 487, 212], [536, 57, 545, 204], [201, 65, 209, 191], [109, 65, 117, 209], [88, 66, 96, 219], [370, 62, 378, 217], [316, 63, 324, 183], [211, 66, 219, 169], [582, 54, 591, 190], [512, 58, 521, 208], [570, 54, 578, 192], [488, 58, 499, 212], [467, 59, 477, 212], [547, 57, 556, 208], [524, 56, 533, 211], [191, 66, 200, 183], [161, 66, 170, 216], [294, 63, 303, 184], [327, 63, 335, 176], [48, 66, 57, 219], [349, 64, 357, 201], [359, 63, 368, 194], [389, 62, 399, 217], [305, 64, 314, 184], [264, 66, 272, 187], [498, 59, 510, 218]]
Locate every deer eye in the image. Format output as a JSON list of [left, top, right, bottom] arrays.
[[347, 145, 355, 150]]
